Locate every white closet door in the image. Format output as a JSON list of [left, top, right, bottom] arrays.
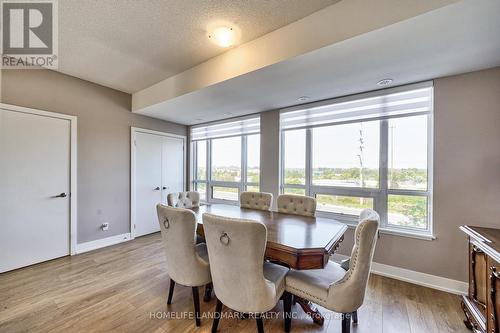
[[0, 109, 71, 273], [134, 132, 163, 237], [161, 136, 185, 202]]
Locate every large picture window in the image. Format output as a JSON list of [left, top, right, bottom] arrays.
[[191, 116, 260, 203], [280, 82, 433, 236]]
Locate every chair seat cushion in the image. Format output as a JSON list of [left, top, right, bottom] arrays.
[[263, 262, 289, 300], [285, 261, 346, 307], [195, 243, 209, 264]]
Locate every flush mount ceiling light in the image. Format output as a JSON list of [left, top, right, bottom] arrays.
[[208, 26, 236, 47], [377, 78, 393, 86], [297, 96, 310, 102], [223, 112, 233, 116]]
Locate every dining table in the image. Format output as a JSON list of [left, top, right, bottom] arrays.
[[191, 203, 348, 326]]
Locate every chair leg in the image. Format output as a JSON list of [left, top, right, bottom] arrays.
[[352, 310, 358, 324], [341, 313, 351, 333], [192, 287, 201, 327], [256, 313, 264, 333], [283, 292, 292, 333], [204, 282, 213, 302], [211, 299, 223, 333], [167, 278, 175, 304]]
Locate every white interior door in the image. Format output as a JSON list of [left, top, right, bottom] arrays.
[[133, 130, 185, 238], [0, 109, 71, 273], [161, 136, 185, 201], [134, 132, 163, 237]]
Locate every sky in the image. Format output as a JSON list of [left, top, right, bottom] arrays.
[[285, 115, 428, 169], [204, 134, 260, 168], [201, 114, 428, 170]]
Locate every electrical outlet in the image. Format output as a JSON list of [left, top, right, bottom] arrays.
[[101, 222, 109, 231]]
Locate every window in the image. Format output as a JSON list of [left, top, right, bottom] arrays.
[[316, 194, 374, 216], [388, 194, 428, 229], [282, 129, 306, 194], [191, 116, 260, 203], [211, 136, 241, 182], [195, 140, 207, 181], [212, 186, 239, 201], [388, 115, 428, 191], [247, 134, 260, 186], [280, 82, 433, 236], [312, 121, 379, 188]]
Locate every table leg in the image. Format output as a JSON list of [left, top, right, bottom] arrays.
[[295, 297, 324, 326]]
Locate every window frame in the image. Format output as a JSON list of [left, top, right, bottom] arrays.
[[280, 111, 434, 239], [192, 134, 260, 205]]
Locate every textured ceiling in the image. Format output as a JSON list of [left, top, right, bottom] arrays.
[[135, 0, 500, 125], [57, 0, 339, 93]]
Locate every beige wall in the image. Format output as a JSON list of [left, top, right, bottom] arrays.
[[259, 110, 281, 210], [1, 69, 187, 243], [258, 67, 500, 282]]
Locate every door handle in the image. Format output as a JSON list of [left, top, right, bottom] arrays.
[[163, 186, 168, 190], [54, 193, 67, 198], [153, 187, 160, 191]]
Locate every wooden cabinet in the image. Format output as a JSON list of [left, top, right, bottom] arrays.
[[488, 258, 499, 333], [461, 226, 500, 333]]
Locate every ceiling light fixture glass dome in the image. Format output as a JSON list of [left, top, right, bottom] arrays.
[[209, 26, 236, 47]]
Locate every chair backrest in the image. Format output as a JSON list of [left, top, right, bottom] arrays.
[[239, 191, 273, 211], [202, 213, 278, 313], [167, 191, 200, 208], [327, 209, 379, 313], [277, 194, 316, 217], [156, 204, 210, 286]]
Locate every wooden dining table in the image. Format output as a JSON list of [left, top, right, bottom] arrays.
[[191, 203, 348, 325]]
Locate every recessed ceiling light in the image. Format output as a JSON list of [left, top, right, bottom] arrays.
[[297, 96, 310, 102], [377, 78, 393, 86], [223, 112, 233, 116], [208, 26, 236, 47]]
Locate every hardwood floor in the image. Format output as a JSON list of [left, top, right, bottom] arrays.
[[0, 233, 469, 333]]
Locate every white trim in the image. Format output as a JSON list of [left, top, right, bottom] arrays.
[[0, 103, 78, 255], [331, 254, 467, 295], [130, 127, 187, 239], [76, 233, 131, 254]]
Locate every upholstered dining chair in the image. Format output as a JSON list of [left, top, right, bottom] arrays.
[[202, 213, 290, 333], [167, 191, 200, 209], [283, 209, 380, 333], [277, 194, 316, 217], [239, 191, 273, 211], [156, 204, 212, 327], [166, 192, 205, 244]]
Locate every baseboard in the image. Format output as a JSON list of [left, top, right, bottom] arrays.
[[76, 233, 131, 254], [331, 254, 468, 296]]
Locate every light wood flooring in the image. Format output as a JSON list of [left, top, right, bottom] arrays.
[[0, 233, 469, 333]]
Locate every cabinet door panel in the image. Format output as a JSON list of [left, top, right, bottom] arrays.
[[488, 258, 499, 333], [470, 243, 488, 318]]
